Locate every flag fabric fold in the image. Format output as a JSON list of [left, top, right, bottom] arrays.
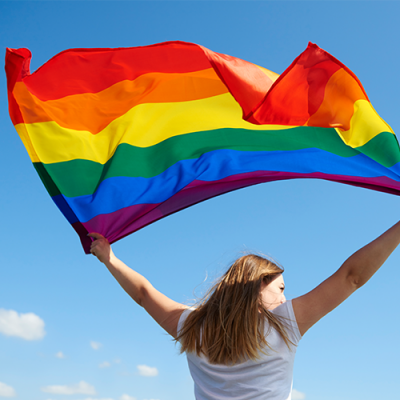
[[5, 41, 398, 253]]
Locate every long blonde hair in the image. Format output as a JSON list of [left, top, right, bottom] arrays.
[[176, 254, 294, 365]]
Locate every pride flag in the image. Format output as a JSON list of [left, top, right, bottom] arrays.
[[5, 42, 398, 253]]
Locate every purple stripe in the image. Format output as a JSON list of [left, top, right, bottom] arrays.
[[82, 203, 161, 250], [78, 171, 400, 253]]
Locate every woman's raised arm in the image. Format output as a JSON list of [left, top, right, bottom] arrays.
[[292, 219, 400, 336], [88, 233, 187, 338]]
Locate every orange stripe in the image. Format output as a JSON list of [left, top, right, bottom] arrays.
[[306, 68, 367, 130], [13, 68, 228, 134]]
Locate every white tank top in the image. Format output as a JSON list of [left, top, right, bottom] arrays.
[[177, 300, 302, 400]]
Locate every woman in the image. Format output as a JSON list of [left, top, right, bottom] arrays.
[[88, 220, 400, 400]]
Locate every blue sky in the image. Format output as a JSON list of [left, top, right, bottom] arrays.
[[1, 1, 400, 400]]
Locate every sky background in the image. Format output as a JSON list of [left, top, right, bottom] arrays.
[[1, 1, 400, 400]]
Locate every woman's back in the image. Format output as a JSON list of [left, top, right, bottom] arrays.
[[178, 301, 301, 400], [89, 219, 400, 400]]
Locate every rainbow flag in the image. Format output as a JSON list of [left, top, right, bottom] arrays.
[[5, 42, 398, 253]]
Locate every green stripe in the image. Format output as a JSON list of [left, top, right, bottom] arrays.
[[355, 131, 400, 167], [34, 126, 373, 198], [34, 162, 62, 197]]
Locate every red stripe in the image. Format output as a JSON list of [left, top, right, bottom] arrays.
[[5, 48, 32, 89], [5, 48, 32, 125], [249, 43, 341, 125], [201, 46, 274, 120], [13, 42, 213, 101], [8, 41, 275, 109]]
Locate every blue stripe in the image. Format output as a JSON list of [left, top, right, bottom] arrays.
[[53, 148, 400, 223]]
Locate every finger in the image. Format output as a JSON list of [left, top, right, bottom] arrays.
[[88, 232, 104, 241], [90, 243, 99, 252]]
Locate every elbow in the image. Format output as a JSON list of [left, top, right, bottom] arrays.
[[135, 287, 145, 307], [126, 285, 146, 307], [341, 258, 368, 290], [137, 284, 152, 308], [346, 271, 365, 290]]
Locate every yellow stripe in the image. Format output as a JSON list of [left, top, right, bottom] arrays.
[[336, 99, 395, 148], [15, 93, 293, 164], [15, 123, 39, 162]]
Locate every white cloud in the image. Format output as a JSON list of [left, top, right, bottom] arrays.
[[90, 341, 102, 350], [99, 361, 110, 368], [81, 398, 114, 400], [0, 382, 16, 397], [137, 365, 158, 377], [55, 351, 65, 359], [41, 381, 96, 395], [114, 358, 121, 364], [120, 395, 136, 400], [0, 309, 45, 340], [292, 389, 306, 400]]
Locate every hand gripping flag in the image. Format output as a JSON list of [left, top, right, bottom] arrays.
[[5, 42, 398, 253]]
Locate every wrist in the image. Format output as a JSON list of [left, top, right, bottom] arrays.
[[104, 250, 118, 267]]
